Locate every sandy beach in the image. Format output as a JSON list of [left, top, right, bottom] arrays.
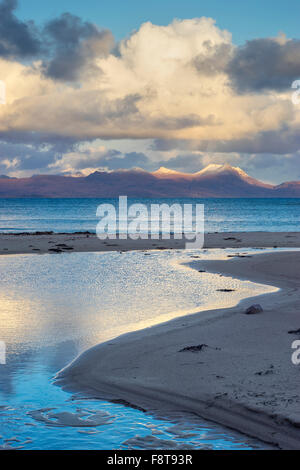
[[2, 232, 300, 448], [55, 248, 300, 449], [0, 231, 300, 255]]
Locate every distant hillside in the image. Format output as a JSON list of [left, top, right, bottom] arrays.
[[0, 164, 299, 198]]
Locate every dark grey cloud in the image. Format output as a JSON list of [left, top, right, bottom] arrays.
[[93, 151, 150, 170], [0, 0, 41, 58], [208, 130, 300, 154], [245, 154, 300, 182], [0, 130, 77, 150], [157, 153, 204, 173], [0, 138, 77, 174], [0, 0, 114, 81], [193, 41, 232, 76], [42, 13, 113, 81], [228, 38, 300, 93], [59, 150, 151, 171], [16, 150, 55, 171], [151, 114, 219, 130], [150, 139, 181, 152], [97, 93, 141, 122], [152, 127, 300, 155]]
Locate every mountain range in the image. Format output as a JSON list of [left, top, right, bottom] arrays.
[[0, 164, 299, 198]]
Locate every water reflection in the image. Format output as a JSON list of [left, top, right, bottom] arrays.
[[0, 250, 274, 352]]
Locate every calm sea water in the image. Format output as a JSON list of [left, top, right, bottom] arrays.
[[0, 198, 299, 233], [0, 249, 275, 449]]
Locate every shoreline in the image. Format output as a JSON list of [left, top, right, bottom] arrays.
[[0, 231, 300, 255], [56, 250, 300, 449]]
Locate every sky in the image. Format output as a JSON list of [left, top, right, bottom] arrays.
[[16, 0, 300, 44], [0, 0, 300, 183]]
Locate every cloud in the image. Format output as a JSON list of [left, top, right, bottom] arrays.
[[0, 139, 76, 175], [0, 0, 41, 58], [48, 143, 153, 174], [153, 125, 300, 155], [42, 13, 114, 81], [193, 41, 232, 75], [150, 113, 219, 130], [0, 1, 114, 81], [91, 151, 150, 170], [4, 15, 292, 143], [228, 35, 300, 92], [158, 153, 204, 172]]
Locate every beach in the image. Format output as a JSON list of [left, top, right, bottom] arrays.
[[1, 232, 300, 449], [55, 248, 300, 449], [0, 231, 300, 255]]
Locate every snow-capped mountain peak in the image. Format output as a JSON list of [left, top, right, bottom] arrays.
[[152, 167, 188, 178], [195, 164, 249, 178]]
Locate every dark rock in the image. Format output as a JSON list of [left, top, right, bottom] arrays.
[[48, 248, 62, 253], [73, 231, 91, 235], [217, 288, 235, 292], [245, 304, 263, 315], [255, 365, 274, 376], [288, 328, 300, 335], [179, 344, 208, 353]]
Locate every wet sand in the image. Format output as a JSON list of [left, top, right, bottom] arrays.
[[0, 231, 300, 255]]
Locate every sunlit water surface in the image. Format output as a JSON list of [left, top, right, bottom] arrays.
[[0, 249, 277, 449]]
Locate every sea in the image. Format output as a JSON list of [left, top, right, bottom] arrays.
[[0, 197, 298, 233]]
